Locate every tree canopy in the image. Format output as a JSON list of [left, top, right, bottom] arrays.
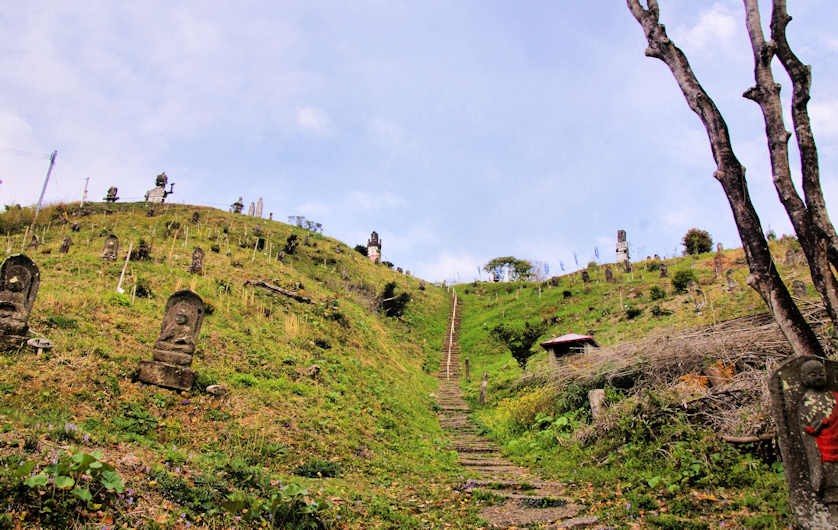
[[484, 256, 533, 282], [490, 320, 548, 370]]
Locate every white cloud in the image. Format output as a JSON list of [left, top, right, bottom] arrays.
[[810, 99, 838, 139], [677, 3, 738, 52], [296, 106, 333, 135], [413, 251, 484, 283], [347, 190, 405, 211]]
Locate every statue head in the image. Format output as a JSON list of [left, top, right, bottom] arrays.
[[155, 172, 168, 188], [801, 359, 828, 390], [155, 290, 204, 354], [0, 255, 40, 334]]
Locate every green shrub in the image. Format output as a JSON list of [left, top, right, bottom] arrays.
[[625, 307, 643, 319], [682, 228, 713, 255], [649, 286, 665, 300], [293, 458, 341, 478], [671, 270, 697, 293]]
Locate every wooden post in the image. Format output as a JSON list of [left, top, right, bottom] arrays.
[[479, 371, 488, 405], [465, 358, 470, 382], [116, 242, 133, 294]]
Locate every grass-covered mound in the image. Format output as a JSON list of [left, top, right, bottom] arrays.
[[457, 239, 821, 527], [0, 201, 482, 528]]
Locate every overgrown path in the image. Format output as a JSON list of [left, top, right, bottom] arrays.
[[436, 293, 596, 528]]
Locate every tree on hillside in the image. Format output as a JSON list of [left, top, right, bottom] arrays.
[[490, 320, 548, 370], [484, 257, 534, 282], [682, 228, 713, 255], [626, 0, 837, 360]]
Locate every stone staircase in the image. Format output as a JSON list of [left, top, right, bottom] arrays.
[[436, 293, 597, 528]]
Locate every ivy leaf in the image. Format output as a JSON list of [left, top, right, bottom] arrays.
[[54, 475, 74, 489], [24, 473, 48, 488], [71, 487, 93, 502], [100, 470, 124, 493]]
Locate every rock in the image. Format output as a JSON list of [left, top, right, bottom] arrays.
[[588, 389, 606, 421], [119, 454, 143, 472], [205, 384, 228, 397]]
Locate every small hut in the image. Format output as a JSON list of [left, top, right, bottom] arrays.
[[540, 333, 599, 366]]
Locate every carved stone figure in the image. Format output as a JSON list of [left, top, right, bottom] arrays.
[[623, 259, 632, 273], [604, 266, 614, 283], [144, 172, 174, 203], [769, 356, 838, 525], [786, 249, 796, 266], [725, 269, 738, 292], [189, 247, 205, 274], [616, 229, 630, 265], [367, 231, 382, 264], [581, 270, 590, 283], [101, 234, 119, 261], [59, 237, 71, 254], [130, 240, 151, 261], [659, 262, 668, 278], [191, 211, 200, 224], [146, 206, 156, 217], [0, 255, 40, 348], [27, 235, 39, 250], [793, 280, 807, 298], [232, 197, 244, 214], [103, 187, 119, 203], [138, 290, 205, 391], [717, 243, 724, 252], [714, 252, 724, 279], [247, 202, 255, 216], [255, 197, 263, 218]]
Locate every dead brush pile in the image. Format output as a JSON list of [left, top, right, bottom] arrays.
[[534, 308, 833, 442]]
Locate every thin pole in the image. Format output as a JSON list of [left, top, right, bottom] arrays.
[[116, 242, 133, 294], [22, 150, 57, 251], [81, 177, 89, 207]]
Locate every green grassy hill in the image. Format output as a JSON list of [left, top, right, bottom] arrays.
[[455, 239, 818, 528], [0, 202, 483, 528]]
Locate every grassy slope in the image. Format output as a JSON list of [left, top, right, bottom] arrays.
[[456, 239, 810, 528], [0, 202, 481, 528]]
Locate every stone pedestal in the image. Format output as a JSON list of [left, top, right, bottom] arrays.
[[138, 360, 195, 391]]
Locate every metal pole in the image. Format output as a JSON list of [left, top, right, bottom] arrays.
[[22, 151, 57, 251]]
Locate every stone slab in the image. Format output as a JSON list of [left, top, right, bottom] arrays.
[[138, 360, 195, 391]]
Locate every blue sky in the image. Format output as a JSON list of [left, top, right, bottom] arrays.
[[2, 1, 837, 282]]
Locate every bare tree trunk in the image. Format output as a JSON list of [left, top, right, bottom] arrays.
[[626, 0, 824, 357], [770, 1, 838, 269], [741, 0, 838, 325]]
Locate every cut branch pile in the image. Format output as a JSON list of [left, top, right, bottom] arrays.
[[244, 280, 312, 304]]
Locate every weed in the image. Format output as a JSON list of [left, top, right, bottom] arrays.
[[293, 458, 341, 478]]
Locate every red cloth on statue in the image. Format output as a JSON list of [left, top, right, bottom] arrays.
[[804, 390, 838, 462]]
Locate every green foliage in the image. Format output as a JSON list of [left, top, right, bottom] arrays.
[[649, 285, 666, 300], [651, 305, 673, 317], [293, 458, 341, 478], [381, 282, 411, 318], [353, 244, 368, 256], [484, 256, 534, 281], [766, 229, 777, 241], [647, 260, 661, 271], [625, 306, 643, 319], [671, 270, 697, 293], [46, 315, 78, 329], [113, 402, 159, 436], [682, 228, 713, 255], [490, 320, 548, 369], [0, 449, 125, 527]]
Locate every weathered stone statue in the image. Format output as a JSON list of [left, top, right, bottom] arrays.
[[581, 270, 590, 283], [616, 229, 630, 265], [137, 290, 205, 391], [793, 280, 807, 298], [191, 211, 200, 224], [725, 269, 738, 292], [27, 235, 39, 250], [144, 172, 174, 203], [130, 239, 151, 261], [103, 187, 119, 203], [659, 262, 668, 278], [714, 252, 724, 279], [367, 231, 382, 264], [247, 202, 255, 216], [59, 237, 71, 254], [188, 247, 205, 274], [101, 234, 119, 261], [786, 249, 796, 266], [231, 197, 244, 214], [604, 266, 615, 283], [0, 255, 40, 348], [769, 356, 838, 526]]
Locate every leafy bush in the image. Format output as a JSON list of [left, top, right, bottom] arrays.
[[381, 282, 411, 318], [353, 244, 368, 256], [651, 305, 673, 317], [649, 286, 666, 300], [293, 458, 341, 478], [284, 234, 299, 254], [0, 450, 125, 527], [671, 270, 697, 293], [490, 320, 548, 369], [625, 307, 643, 319], [682, 228, 713, 255], [648, 261, 661, 271], [113, 403, 158, 436]]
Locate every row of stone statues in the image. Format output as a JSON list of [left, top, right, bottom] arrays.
[[0, 253, 204, 392]]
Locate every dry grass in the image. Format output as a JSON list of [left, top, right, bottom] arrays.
[[536, 308, 833, 438]]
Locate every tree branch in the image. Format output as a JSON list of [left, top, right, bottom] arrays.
[[741, 0, 838, 325], [770, 0, 838, 268], [626, 0, 824, 357]]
